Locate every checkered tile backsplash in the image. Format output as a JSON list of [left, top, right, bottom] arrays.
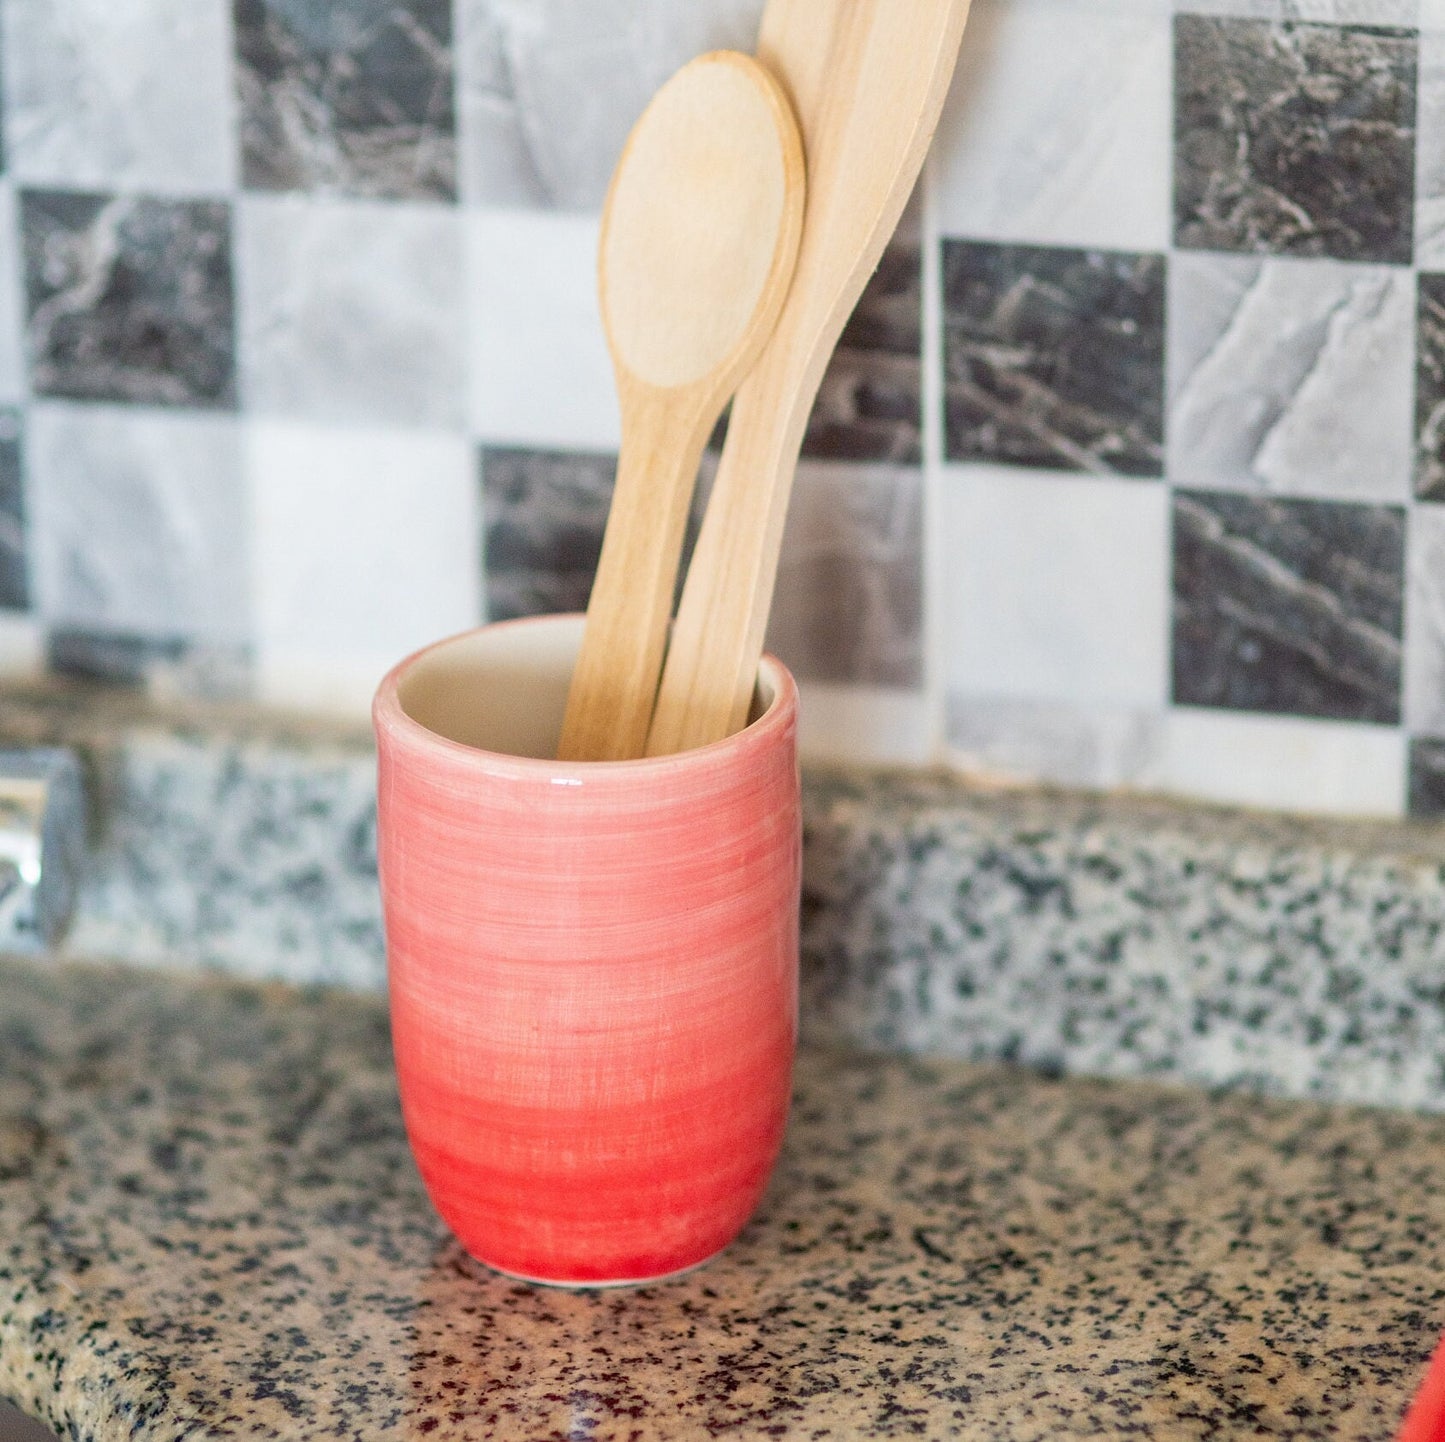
[[1, 0, 1443, 820]]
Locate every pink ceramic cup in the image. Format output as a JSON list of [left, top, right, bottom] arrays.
[[373, 613, 801, 1286]]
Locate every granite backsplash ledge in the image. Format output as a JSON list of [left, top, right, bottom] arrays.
[[2, 679, 1444, 1113]]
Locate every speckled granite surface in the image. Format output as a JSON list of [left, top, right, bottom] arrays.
[[1, 956, 1443, 1440], [801, 773, 1445, 1112], [0, 684, 383, 986], [1, 681, 1444, 1109]]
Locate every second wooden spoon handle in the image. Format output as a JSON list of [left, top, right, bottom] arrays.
[[558, 390, 714, 762], [645, 0, 974, 757], [642, 341, 807, 758]]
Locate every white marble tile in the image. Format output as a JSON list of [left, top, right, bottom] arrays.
[[795, 685, 934, 769], [1179, 0, 1418, 20], [236, 195, 466, 430], [1418, 30, 1445, 268], [453, 4, 547, 208], [939, 464, 1170, 707], [0, 615, 44, 679], [247, 420, 479, 714], [935, 0, 1171, 251], [1168, 255, 1414, 501], [2, 0, 236, 195], [466, 208, 619, 449], [28, 402, 248, 642], [1406, 503, 1445, 735], [454, 0, 764, 208], [945, 695, 1167, 791], [767, 460, 923, 690], [1140, 708, 1408, 818], [0, 185, 26, 406]]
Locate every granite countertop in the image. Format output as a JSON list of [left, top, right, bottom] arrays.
[[1, 956, 1444, 1441]]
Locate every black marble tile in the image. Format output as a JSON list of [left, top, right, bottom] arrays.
[[46, 631, 251, 699], [1409, 737, 1445, 818], [481, 446, 715, 627], [941, 241, 1165, 477], [803, 240, 922, 466], [1174, 16, 1417, 264], [1172, 489, 1405, 724], [22, 191, 235, 409], [0, 411, 27, 613], [481, 447, 615, 622], [234, 0, 457, 201], [1417, 273, 1445, 500]]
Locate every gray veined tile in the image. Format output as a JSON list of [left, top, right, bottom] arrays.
[[454, 0, 764, 208], [942, 240, 1166, 477], [1174, 15, 1418, 264], [233, 0, 458, 201], [22, 190, 236, 409], [3, 0, 236, 194], [1172, 489, 1406, 724], [1169, 254, 1413, 501], [766, 460, 923, 689], [1405, 502, 1445, 734], [481, 446, 616, 623]]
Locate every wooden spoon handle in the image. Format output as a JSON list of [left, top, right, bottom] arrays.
[[641, 340, 807, 756], [558, 389, 714, 762]]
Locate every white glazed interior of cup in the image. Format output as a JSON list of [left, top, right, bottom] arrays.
[[395, 614, 777, 759]]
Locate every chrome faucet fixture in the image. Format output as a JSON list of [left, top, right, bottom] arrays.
[[0, 748, 85, 951]]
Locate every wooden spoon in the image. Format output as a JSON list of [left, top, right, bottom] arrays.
[[556, 51, 805, 762], [644, 1, 974, 757]]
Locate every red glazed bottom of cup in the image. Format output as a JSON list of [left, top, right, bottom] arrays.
[[374, 615, 801, 1285]]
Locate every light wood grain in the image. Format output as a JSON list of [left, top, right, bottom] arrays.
[[557, 51, 804, 762], [644, 1, 974, 757]]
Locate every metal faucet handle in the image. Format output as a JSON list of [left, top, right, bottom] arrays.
[[0, 748, 84, 951]]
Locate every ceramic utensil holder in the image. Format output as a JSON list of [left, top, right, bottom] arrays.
[[373, 613, 801, 1285]]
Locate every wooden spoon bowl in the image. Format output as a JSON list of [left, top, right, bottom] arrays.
[[557, 51, 805, 762]]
